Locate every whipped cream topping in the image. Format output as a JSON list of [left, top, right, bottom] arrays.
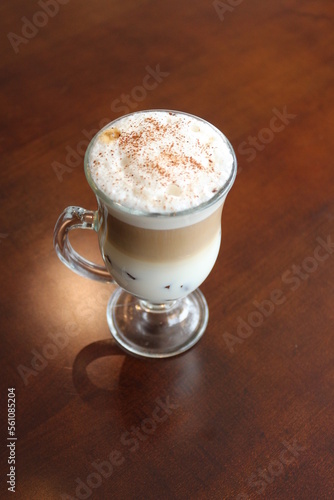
[[87, 111, 234, 213]]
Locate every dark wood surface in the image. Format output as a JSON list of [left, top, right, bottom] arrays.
[[1, 1, 334, 498]]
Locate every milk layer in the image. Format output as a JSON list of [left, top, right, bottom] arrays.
[[102, 230, 221, 302]]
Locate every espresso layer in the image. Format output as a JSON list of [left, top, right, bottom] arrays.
[[102, 205, 223, 262]]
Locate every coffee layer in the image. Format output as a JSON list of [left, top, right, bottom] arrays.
[[102, 205, 223, 262]]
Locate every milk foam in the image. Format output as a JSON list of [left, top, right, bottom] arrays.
[[88, 111, 234, 213]]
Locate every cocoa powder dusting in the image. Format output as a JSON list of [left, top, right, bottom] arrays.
[[114, 117, 211, 179], [90, 111, 233, 212]]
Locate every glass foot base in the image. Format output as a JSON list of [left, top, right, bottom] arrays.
[[106, 288, 208, 358]]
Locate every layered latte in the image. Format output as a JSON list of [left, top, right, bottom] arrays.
[[86, 110, 235, 302]]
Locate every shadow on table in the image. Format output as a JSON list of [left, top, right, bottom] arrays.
[[72, 338, 203, 425]]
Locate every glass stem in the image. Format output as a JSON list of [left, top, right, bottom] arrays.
[[139, 300, 178, 313]]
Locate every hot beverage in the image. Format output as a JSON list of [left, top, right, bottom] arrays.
[[86, 111, 234, 302], [54, 110, 237, 357]]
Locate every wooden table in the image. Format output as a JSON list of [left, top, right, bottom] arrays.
[[1, 1, 333, 498]]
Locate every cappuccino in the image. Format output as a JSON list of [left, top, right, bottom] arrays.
[[85, 110, 236, 301]]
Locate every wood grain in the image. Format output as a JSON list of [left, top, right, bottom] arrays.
[[1, 0, 333, 498]]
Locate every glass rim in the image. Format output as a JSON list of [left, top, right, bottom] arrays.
[[84, 109, 237, 218]]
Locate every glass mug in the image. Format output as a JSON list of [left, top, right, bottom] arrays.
[[53, 110, 237, 358]]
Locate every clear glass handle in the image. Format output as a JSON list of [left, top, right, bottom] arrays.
[[53, 206, 114, 283]]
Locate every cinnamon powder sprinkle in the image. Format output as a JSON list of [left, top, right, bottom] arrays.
[[90, 111, 234, 212], [114, 117, 212, 178]]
